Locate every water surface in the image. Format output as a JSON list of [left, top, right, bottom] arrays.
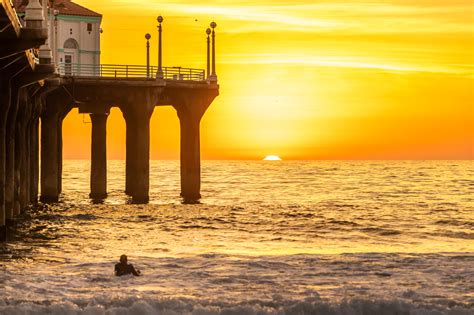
[[1, 160, 473, 314]]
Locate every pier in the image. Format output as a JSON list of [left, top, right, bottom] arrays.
[[0, 0, 219, 241]]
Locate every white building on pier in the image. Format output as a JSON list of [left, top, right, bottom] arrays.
[[14, 0, 102, 74]]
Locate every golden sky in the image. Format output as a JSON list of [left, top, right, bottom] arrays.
[[62, 0, 474, 160]]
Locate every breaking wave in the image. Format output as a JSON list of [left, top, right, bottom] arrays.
[[1, 297, 472, 315]]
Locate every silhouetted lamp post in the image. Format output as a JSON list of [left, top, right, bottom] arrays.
[[206, 28, 211, 79], [209, 21, 217, 82], [145, 33, 151, 78], [156, 15, 164, 79]]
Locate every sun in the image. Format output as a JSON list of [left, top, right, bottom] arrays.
[[263, 155, 282, 161]]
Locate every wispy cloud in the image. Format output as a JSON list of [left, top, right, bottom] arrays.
[[101, 0, 473, 34], [220, 53, 473, 75]]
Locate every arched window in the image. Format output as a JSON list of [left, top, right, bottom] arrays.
[[64, 38, 79, 49], [63, 38, 80, 76]]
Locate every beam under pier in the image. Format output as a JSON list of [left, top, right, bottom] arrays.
[[90, 113, 108, 199]]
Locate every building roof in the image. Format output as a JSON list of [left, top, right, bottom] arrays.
[[14, 0, 102, 18]]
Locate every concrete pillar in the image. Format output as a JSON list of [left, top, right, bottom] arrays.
[[90, 113, 108, 199], [5, 85, 20, 222], [0, 78, 10, 241], [29, 116, 39, 203], [16, 94, 32, 213], [124, 117, 137, 196], [40, 111, 60, 202], [122, 107, 154, 203], [40, 89, 72, 203], [24, 109, 34, 206], [176, 108, 203, 203], [57, 118, 63, 194], [172, 92, 216, 204], [13, 112, 22, 216], [12, 89, 31, 217]]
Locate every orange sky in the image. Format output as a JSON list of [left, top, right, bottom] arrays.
[[62, 0, 474, 160]]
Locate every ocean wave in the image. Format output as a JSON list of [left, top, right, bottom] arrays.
[[0, 297, 472, 315]]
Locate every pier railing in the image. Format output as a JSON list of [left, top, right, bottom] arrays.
[[57, 63, 206, 81]]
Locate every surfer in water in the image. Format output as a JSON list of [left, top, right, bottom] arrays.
[[115, 254, 141, 276]]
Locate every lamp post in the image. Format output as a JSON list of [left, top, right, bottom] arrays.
[[145, 33, 151, 78], [209, 21, 217, 82], [206, 28, 211, 79], [156, 15, 164, 79]]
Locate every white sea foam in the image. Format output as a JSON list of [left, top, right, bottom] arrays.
[[1, 297, 472, 315]]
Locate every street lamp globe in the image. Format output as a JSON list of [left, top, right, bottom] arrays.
[[206, 28, 211, 35], [157, 16, 163, 23], [145, 33, 151, 40], [210, 21, 217, 29]]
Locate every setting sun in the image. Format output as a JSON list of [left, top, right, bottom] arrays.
[[264, 155, 282, 161]]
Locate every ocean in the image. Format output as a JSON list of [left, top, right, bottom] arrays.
[[1, 160, 473, 314]]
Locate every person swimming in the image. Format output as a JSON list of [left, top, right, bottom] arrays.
[[115, 254, 141, 276]]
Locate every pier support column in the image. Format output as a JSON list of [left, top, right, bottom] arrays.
[[15, 91, 31, 213], [40, 112, 59, 202], [90, 113, 108, 199], [122, 106, 154, 204], [15, 89, 34, 213], [40, 90, 72, 202], [173, 97, 213, 204], [5, 84, 21, 221], [29, 108, 40, 203], [178, 111, 202, 203], [57, 123, 62, 194], [0, 78, 10, 241], [26, 99, 40, 205], [125, 118, 137, 196]]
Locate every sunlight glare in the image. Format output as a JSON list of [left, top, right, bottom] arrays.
[[264, 155, 282, 161]]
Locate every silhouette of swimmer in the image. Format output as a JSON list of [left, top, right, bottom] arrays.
[[115, 254, 141, 276]]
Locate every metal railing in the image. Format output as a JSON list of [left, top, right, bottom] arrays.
[[57, 63, 206, 81]]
